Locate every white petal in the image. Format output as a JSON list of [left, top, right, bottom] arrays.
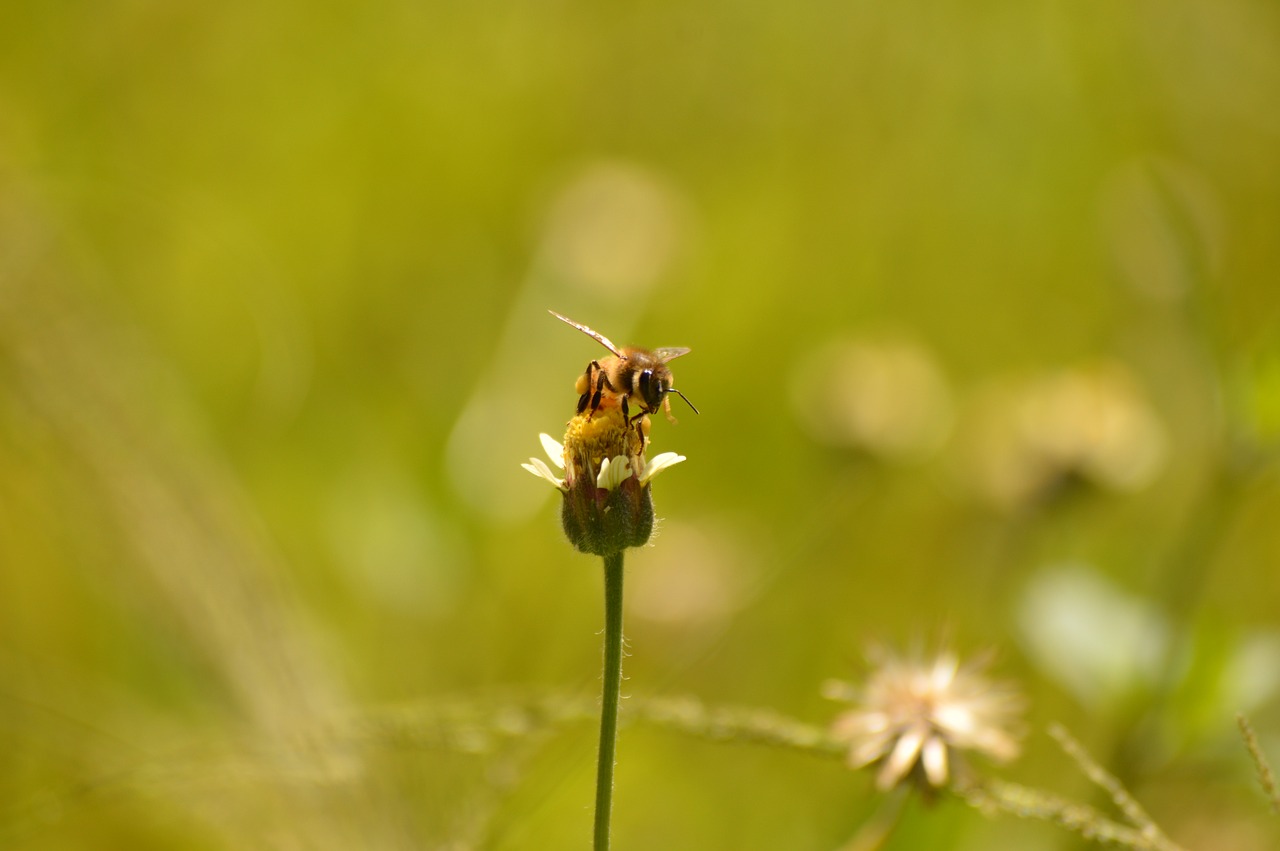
[[921, 736, 950, 787], [849, 734, 892, 768], [820, 679, 859, 702], [596, 455, 634, 491], [832, 709, 883, 739], [933, 703, 976, 738], [833, 709, 890, 737], [970, 727, 1020, 762], [640, 452, 686, 485], [522, 458, 566, 491], [877, 726, 925, 790], [930, 654, 959, 691], [539, 433, 566, 469]]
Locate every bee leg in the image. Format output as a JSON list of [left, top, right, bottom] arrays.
[[622, 398, 650, 450], [662, 395, 679, 425], [578, 361, 602, 417], [621, 396, 638, 447], [588, 363, 609, 419]]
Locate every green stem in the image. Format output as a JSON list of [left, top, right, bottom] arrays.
[[833, 785, 907, 851], [594, 551, 625, 850]]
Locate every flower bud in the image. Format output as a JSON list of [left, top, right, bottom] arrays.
[[561, 408, 652, 556]]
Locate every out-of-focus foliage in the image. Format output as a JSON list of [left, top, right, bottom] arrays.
[[1, 0, 1279, 848]]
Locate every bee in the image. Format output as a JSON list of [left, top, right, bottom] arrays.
[[549, 310, 698, 431]]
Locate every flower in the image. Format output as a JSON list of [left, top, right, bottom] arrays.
[[522, 406, 685, 556], [824, 646, 1024, 793]]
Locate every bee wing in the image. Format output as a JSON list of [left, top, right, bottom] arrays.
[[652, 346, 691, 363], [549, 310, 626, 359]]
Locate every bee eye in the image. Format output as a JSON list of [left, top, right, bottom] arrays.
[[638, 369, 660, 407]]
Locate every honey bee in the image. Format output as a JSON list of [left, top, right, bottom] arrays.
[[549, 310, 698, 430]]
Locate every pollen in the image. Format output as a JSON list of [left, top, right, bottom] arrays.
[[563, 407, 647, 480]]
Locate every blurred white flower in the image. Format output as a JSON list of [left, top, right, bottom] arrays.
[[790, 335, 953, 462], [825, 646, 1024, 792], [541, 162, 689, 297], [1017, 564, 1170, 709], [964, 362, 1167, 508], [627, 521, 756, 631]]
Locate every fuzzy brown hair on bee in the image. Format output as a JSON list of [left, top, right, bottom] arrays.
[[549, 310, 698, 431]]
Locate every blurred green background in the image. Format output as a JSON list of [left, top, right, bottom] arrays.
[[2, 0, 1279, 848]]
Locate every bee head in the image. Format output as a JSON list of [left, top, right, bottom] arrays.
[[635, 366, 698, 416], [635, 367, 669, 411]]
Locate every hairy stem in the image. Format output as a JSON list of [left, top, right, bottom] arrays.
[[594, 551, 625, 850], [1238, 714, 1280, 813]]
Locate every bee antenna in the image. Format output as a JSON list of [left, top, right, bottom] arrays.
[[670, 388, 699, 415]]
